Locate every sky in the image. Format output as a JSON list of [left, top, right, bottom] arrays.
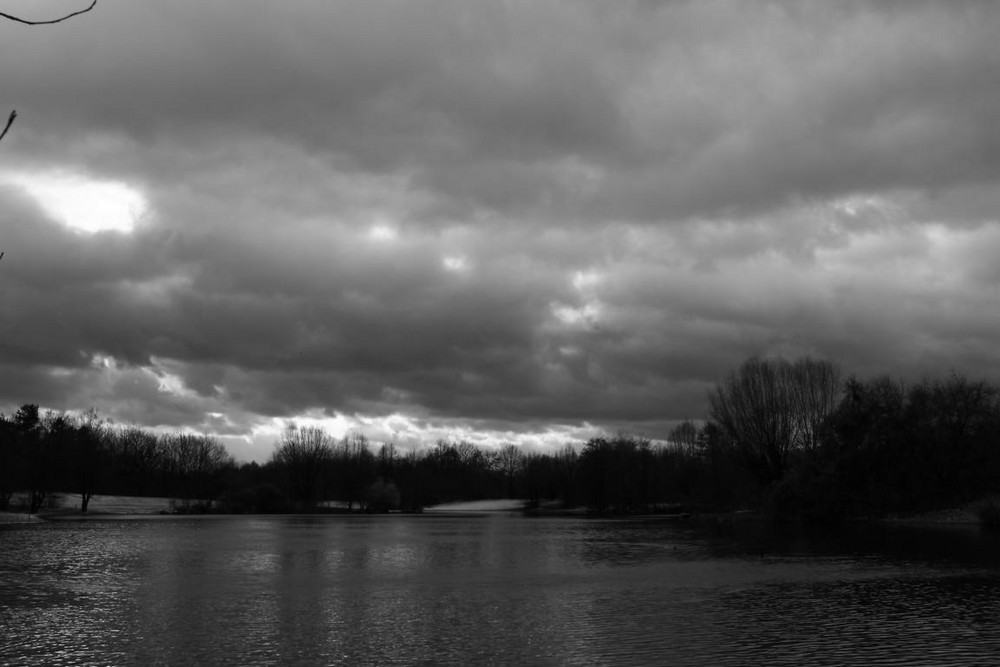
[[1, 1, 999, 462]]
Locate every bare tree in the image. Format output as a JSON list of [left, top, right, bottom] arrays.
[[708, 356, 841, 486], [74, 408, 110, 512], [14, 404, 47, 512], [163, 433, 232, 507], [272, 425, 334, 510], [109, 425, 163, 495], [789, 357, 841, 452], [496, 443, 523, 498], [338, 433, 375, 510], [376, 440, 396, 481], [668, 420, 699, 455]]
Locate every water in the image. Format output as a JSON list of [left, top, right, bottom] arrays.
[[2, 514, 1000, 666]]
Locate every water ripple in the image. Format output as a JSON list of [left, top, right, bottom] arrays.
[[2, 517, 999, 665]]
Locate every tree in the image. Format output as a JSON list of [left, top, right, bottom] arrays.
[[377, 441, 397, 481], [365, 477, 400, 513], [579, 435, 651, 513], [669, 420, 699, 455], [708, 356, 841, 487], [789, 357, 842, 452], [41, 410, 77, 507], [905, 374, 1000, 505], [0, 414, 17, 509], [13, 404, 48, 512], [163, 434, 233, 508], [109, 426, 164, 495], [272, 425, 334, 510], [396, 447, 426, 512], [73, 408, 109, 512], [496, 444, 523, 498], [336, 434, 376, 510]]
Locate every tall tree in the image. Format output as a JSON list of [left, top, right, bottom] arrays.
[[496, 444, 523, 499], [73, 408, 109, 512], [14, 405, 47, 512], [337, 434, 375, 510], [708, 356, 841, 487], [272, 425, 334, 510]]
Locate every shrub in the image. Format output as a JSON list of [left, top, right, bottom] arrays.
[[365, 477, 400, 513]]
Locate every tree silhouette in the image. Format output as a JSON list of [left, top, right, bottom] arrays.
[[708, 356, 841, 487], [272, 425, 334, 510]]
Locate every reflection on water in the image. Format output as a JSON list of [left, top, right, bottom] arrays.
[[2, 515, 1000, 665]]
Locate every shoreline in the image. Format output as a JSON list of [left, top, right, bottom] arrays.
[[3, 495, 994, 527]]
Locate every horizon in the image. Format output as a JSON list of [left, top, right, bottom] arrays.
[[3, 1, 1000, 462]]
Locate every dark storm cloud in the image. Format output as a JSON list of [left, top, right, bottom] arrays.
[[6, 1, 1000, 217], [2, 1, 1000, 455]]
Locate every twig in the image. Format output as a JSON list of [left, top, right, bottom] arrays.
[[0, 0, 96, 26], [0, 110, 16, 144]]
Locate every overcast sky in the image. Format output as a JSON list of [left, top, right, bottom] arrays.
[[1, 0, 999, 461]]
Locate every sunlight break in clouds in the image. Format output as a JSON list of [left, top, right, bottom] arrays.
[[442, 255, 469, 272], [0, 170, 147, 234], [369, 223, 398, 241]]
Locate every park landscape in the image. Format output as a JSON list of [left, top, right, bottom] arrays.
[[5, 2, 1000, 664], [3, 355, 1000, 529]]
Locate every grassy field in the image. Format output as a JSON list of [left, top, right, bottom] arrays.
[[0, 494, 529, 521], [424, 499, 527, 512], [3, 493, 174, 516]]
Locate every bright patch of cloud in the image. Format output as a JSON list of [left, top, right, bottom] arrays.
[[442, 255, 469, 272], [552, 302, 601, 327], [572, 269, 603, 291], [369, 224, 398, 241], [0, 170, 147, 234]]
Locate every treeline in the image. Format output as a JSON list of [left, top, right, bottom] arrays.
[[704, 357, 1000, 521], [0, 405, 232, 513], [3, 356, 1000, 520], [0, 403, 717, 515]]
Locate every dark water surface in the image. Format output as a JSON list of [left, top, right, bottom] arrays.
[[2, 514, 1000, 666]]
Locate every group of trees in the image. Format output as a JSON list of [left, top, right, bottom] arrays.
[[3, 356, 1000, 521], [705, 357, 1000, 521], [266, 431, 574, 514], [809, 372, 1000, 518], [0, 405, 232, 513]]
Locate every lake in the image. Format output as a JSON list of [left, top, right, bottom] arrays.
[[2, 513, 1000, 666]]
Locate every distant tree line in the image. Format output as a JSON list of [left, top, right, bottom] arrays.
[[0, 405, 231, 513], [3, 356, 1000, 521], [704, 357, 1000, 521]]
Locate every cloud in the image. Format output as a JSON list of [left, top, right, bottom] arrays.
[[1, 1, 1000, 459]]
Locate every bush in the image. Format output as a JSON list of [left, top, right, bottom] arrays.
[[218, 483, 289, 513], [365, 477, 400, 513]]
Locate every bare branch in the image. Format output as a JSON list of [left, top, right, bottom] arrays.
[[0, 110, 15, 143], [0, 0, 96, 26]]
